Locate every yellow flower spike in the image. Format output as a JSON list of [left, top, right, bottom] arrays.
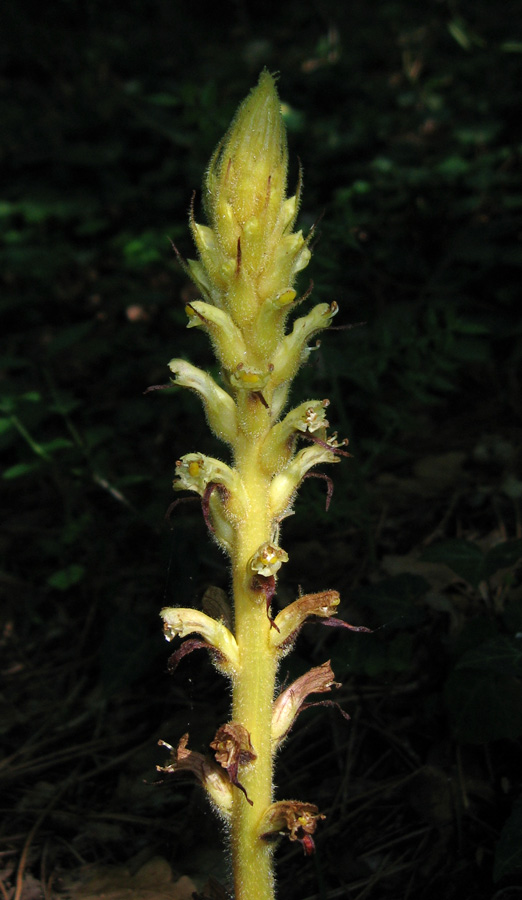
[[168, 359, 238, 445], [253, 287, 299, 356], [183, 70, 311, 341], [189, 219, 226, 287], [161, 607, 240, 673], [184, 304, 204, 328], [186, 258, 215, 303], [191, 220, 220, 261], [160, 73, 364, 900]]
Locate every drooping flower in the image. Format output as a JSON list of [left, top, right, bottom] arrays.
[[157, 734, 233, 817]]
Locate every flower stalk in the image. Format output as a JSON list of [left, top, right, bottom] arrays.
[[156, 71, 367, 900]]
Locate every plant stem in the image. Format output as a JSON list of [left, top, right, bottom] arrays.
[[230, 438, 277, 900]]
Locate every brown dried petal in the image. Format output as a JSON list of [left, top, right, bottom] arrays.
[[157, 734, 233, 815], [272, 660, 341, 746], [210, 722, 256, 806]]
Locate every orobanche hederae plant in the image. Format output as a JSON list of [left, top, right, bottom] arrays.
[[156, 71, 369, 900]]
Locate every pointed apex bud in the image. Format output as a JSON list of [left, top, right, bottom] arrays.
[[206, 70, 287, 233]]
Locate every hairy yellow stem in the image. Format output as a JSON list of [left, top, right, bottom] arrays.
[[230, 435, 277, 900]]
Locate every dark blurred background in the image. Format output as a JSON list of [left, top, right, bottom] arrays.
[[1, 1, 522, 898]]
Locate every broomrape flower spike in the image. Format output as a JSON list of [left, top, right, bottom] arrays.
[[157, 71, 369, 900]]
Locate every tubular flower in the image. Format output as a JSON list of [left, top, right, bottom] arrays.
[[184, 301, 247, 372], [173, 453, 249, 528], [271, 590, 340, 648], [161, 607, 239, 675], [271, 589, 372, 654], [270, 302, 339, 389], [260, 399, 330, 474], [168, 359, 238, 445], [269, 445, 342, 521], [158, 734, 233, 816], [271, 660, 342, 747]]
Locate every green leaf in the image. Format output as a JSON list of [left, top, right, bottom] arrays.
[[501, 41, 522, 53], [40, 438, 74, 454], [436, 155, 469, 178], [48, 394, 82, 416], [0, 397, 15, 414], [421, 539, 484, 588], [494, 796, 522, 881], [47, 564, 85, 590], [0, 417, 14, 435], [2, 461, 42, 479]]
